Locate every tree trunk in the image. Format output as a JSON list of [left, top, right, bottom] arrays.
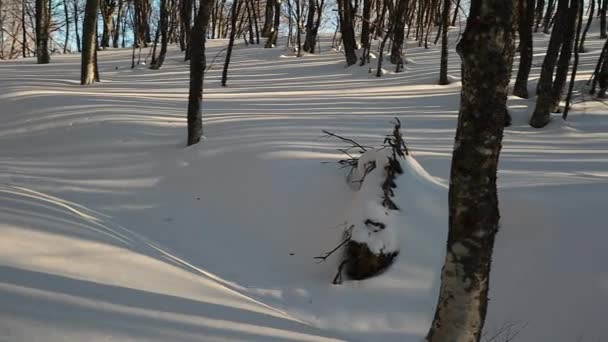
[[73, 0, 81, 52], [222, 0, 240, 86], [601, 0, 607, 38], [303, 0, 317, 52], [550, 0, 579, 110], [578, 0, 594, 52], [35, 0, 51, 63], [514, 0, 535, 98], [151, 0, 169, 69], [530, 0, 569, 128], [360, 0, 371, 50], [390, 0, 408, 65], [563, 0, 584, 120], [262, 0, 274, 36], [438, 0, 450, 85], [113, 0, 124, 48], [426, 0, 515, 340], [337, 0, 357, 65], [100, 0, 115, 48], [264, 0, 280, 46], [542, 0, 555, 32], [81, 0, 99, 84], [63, 0, 70, 53], [187, 0, 213, 146], [534, 0, 545, 31], [451, 0, 460, 26]]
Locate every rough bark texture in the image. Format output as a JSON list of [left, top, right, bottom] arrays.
[[438, 0, 450, 85], [390, 0, 408, 65], [514, 0, 535, 98], [35, 0, 50, 63], [426, 0, 515, 341], [187, 0, 213, 145], [81, 0, 99, 84]]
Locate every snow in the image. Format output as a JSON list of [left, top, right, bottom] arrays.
[[1, 28, 607, 342]]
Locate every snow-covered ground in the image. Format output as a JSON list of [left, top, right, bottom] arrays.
[[1, 28, 607, 342]]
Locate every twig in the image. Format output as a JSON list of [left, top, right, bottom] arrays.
[[315, 229, 353, 262], [322, 130, 372, 152], [332, 259, 349, 284]]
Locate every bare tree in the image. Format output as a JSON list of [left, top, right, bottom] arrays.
[[426, 0, 515, 340], [438, 0, 450, 84], [187, 0, 213, 145], [35, 0, 50, 63], [81, 0, 99, 84], [513, 0, 535, 98]]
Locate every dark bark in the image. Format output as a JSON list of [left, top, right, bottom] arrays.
[[390, 0, 408, 65], [222, 0, 241, 86], [451, 0, 460, 26], [550, 0, 579, 110], [113, 0, 124, 48], [530, 0, 573, 128], [601, 0, 607, 38], [180, 0, 193, 54], [578, 0, 594, 52], [150, 0, 170, 69], [261, 0, 274, 36], [63, 0, 70, 53], [514, 0, 535, 98], [35, 0, 51, 63], [542, 0, 555, 33], [303, 0, 317, 52], [360, 0, 371, 50], [187, 0, 213, 146], [22, 0, 27, 57], [534, 0, 545, 31], [337, 0, 357, 65], [73, 0, 81, 52], [264, 0, 280, 47], [426, 0, 515, 340], [100, 0, 116, 48], [81, 0, 99, 84], [134, 0, 151, 47], [563, 0, 583, 120], [438, 0, 450, 85], [295, 0, 302, 55]]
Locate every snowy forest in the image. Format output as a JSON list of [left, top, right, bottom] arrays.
[[0, 0, 607, 341]]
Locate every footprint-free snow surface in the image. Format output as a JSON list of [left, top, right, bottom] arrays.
[[1, 32, 607, 342]]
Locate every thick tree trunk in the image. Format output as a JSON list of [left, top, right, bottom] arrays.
[[514, 0, 535, 98], [100, 1, 115, 48], [187, 0, 213, 146], [530, 0, 576, 128], [337, 0, 357, 65], [438, 0, 450, 85], [390, 0, 408, 65], [426, 0, 515, 341], [261, 0, 274, 37], [35, 0, 50, 63], [264, 0, 280, 47], [360, 0, 371, 50], [180, 0, 193, 53], [303, 0, 317, 52], [81, 0, 99, 85], [550, 0, 579, 110]]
